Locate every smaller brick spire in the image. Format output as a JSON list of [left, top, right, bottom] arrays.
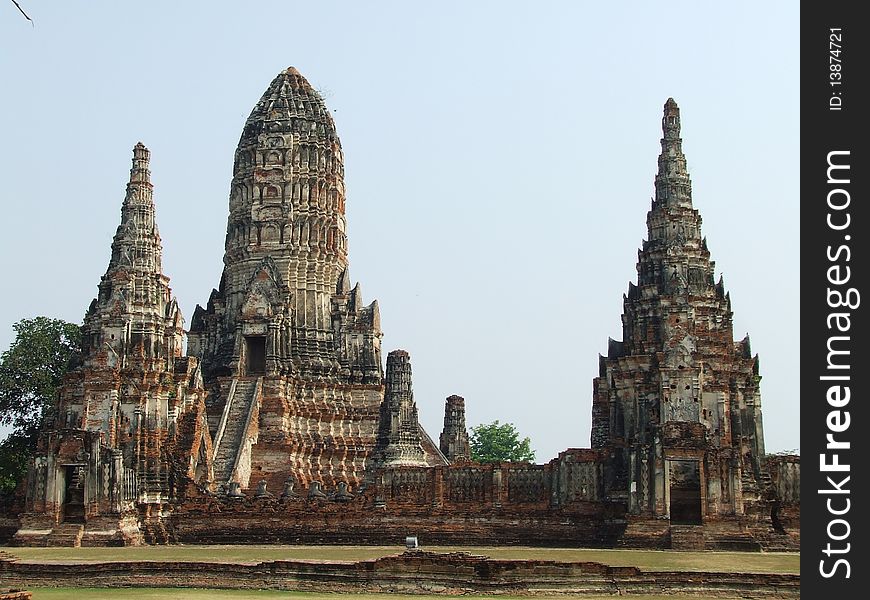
[[84, 143, 181, 370], [439, 395, 470, 462], [375, 350, 426, 466]]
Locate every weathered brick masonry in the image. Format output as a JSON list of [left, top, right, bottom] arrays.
[[166, 449, 620, 546], [11, 70, 798, 550], [0, 551, 799, 597]]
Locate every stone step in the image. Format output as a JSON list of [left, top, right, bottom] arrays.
[[617, 517, 671, 549], [141, 520, 172, 544], [213, 378, 260, 485], [711, 536, 762, 551], [754, 530, 799, 552], [44, 524, 84, 548], [669, 524, 705, 551]]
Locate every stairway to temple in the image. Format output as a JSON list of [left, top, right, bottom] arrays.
[[141, 518, 173, 545], [139, 471, 168, 499], [43, 524, 84, 547], [741, 467, 773, 500], [212, 377, 261, 485], [754, 529, 798, 551], [758, 470, 774, 493], [669, 524, 706, 550], [617, 517, 670, 549]]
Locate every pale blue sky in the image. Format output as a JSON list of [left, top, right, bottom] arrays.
[[0, 1, 799, 460]]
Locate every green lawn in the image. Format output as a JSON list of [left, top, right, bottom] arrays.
[[4, 544, 799, 574], [24, 590, 769, 600]]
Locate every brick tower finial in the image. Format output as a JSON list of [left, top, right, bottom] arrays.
[[662, 98, 680, 139], [130, 142, 151, 182], [653, 97, 692, 211], [106, 143, 161, 273]]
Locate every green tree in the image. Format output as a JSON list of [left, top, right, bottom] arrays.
[[469, 420, 536, 463], [0, 317, 81, 494]]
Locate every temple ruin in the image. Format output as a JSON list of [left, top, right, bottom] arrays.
[[11, 69, 799, 549]]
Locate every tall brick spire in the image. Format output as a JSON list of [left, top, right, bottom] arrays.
[[17, 144, 212, 539], [630, 98, 716, 356], [644, 98, 703, 259], [592, 99, 766, 520], [85, 143, 182, 371], [71, 141, 191, 493]]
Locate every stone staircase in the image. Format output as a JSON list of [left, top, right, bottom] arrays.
[[669, 524, 705, 550], [617, 517, 671, 549], [755, 530, 799, 551], [213, 377, 260, 485], [138, 471, 169, 500], [43, 524, 84, 547], [141, 518, 173, 545], [742, 468, 774, 501], [714, 534, 763, 551]]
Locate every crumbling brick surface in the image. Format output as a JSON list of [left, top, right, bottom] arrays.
[[0, 551, 799, 597], [186, 68, 446, 491], [167, 456, 623, 546], [440, 395, 471, 462], [13, 75, 798, 551], [591, 99, 778, 535]]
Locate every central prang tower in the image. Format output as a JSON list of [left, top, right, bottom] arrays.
[[189, 68, 443, 491]]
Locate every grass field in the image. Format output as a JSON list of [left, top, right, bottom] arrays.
[[4, 544, 799, 574], [23, 590, 768, 600]]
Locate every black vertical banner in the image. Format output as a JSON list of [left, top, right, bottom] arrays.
[[802, 3, 867, 597]]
